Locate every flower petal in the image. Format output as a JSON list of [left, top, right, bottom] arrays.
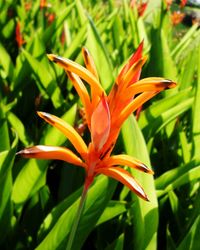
[[120, 56, 147, 88], [96, 166, 149, 201], [82, 47, 101, 109], [116, 41, 143, 84], [116, 91, 158, 127], [17, 145, 86, 167], [67, 72, 92, 123], [102, 154, 154, 174], [91, 95, 111, 151], [82, 47, 99, 81], [124, 78, 176, 99], [37, 112, 88, 158], [47, 54, 105, 97]]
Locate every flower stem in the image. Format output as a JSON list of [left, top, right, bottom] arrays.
[[66, 179, 91, 250]]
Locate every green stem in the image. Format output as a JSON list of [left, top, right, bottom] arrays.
[[66, 179, 91, 250]]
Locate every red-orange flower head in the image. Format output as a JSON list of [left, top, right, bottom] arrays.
[[17, 42, 176, 200], [130, 0, 149, 17], [15, 21, 26, 48]]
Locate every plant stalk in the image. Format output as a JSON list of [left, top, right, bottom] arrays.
[[66, 179, 91, 250]]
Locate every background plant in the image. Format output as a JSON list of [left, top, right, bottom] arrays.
[[0, 0, 200, 249]]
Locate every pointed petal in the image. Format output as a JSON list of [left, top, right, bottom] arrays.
[[37, 112, 88, 158], [91, 95, 111, 151], [96, 166, 149, 201], [116, 41, 143, 84], [102, 154, 154, 174], [47, 54, 105, 97], [116, 91, 158, 127], [120, 56, 147, 88], [17, 145, 86, 167], [82, 47, 99, 81], [67, 72, 92, 122], [82, 47, 101, 109], [124, 78, 176, 98]]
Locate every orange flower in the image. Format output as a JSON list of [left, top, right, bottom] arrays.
[[15, 21, 26, 48], [17, 42, 176, 200], [165, 0, 173, 10], [40, 0, 51, 9], [130, 0, 148, 17], [171, 11, 185, 25], [180, 0, 187, 8]]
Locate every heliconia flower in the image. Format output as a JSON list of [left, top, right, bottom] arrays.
[[24, 2, 32, 11], [165, 0, 173, 10], [180, 0, 187, 8], [40, 0, 52, 9], [46, 13, 55, 25], [171, 11, 185, 25], [17, 42, 176, 201], [15, 21, 26, 48], [130, 0, 149, 17]]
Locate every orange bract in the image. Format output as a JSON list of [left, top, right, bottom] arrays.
[[18, 43, 176, 201], [15, 21, 26, 48]]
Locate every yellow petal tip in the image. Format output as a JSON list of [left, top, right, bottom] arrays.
[[47, 54, 57, 62]]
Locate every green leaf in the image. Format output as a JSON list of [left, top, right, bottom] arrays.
[[13, 53, 31, 91], [85, 16, 114, 90], [22, 49, 64, 108], [0, 103, 10, 151], [177, 216, 200, 250], [1, 19, 15, 40], [105, 233, 124, 250], [12, 105, 77, 206], [168, 191, 182, 233], [0, 133, 18, 243], [37, 187, 82, 242], [157, 165, 200, 197], [36, 176, 116, 250], [75, 0, 87, 25], [179, 127, 191, 164], [42, 3, 75, 44], [192, 46, 200, 158], [63, 24, 87, 59], [160, 30, 177, 81], [146, 28, 177, 82], [7, 112, 30, 146], [178, 48, 198, 90], [171, 24, 199, 59], [156, 159, 200, 190], [0, 43, 14, 82], [121, 115, 158, 250], [139, 90, 194, 140], [96, 200, 126, 227]]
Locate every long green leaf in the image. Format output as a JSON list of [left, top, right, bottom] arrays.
[[105, 233, 124, 250], [36, 176, 116, 250], [0, 43, 14, 82], [177, 216, 200, 250], [157, 165, 200, 197], [156, 159, 200, 190], [121, 115, 158, 250], [192, 46, 200, 158], [85, 16, 114, 90], [37, 187, 82, 242], [7, 112, 30, 146], [0, 133, 18, 243], [22, 49, 64, 108], [96, 200, 126, 227], [42, 3, 75, 44], [0, 103, 10, 151]]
